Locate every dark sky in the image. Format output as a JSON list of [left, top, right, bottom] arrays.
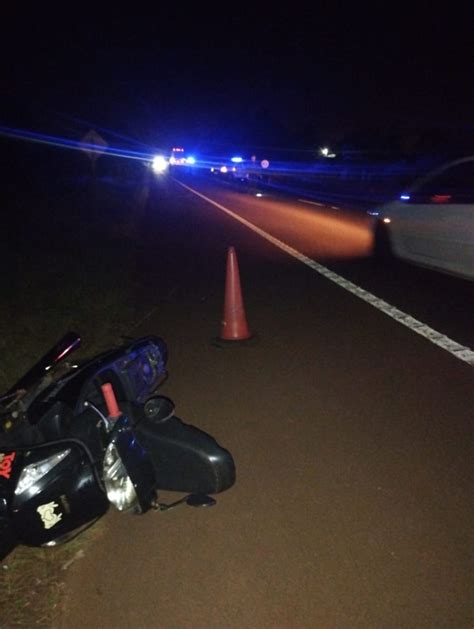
[[2, 7, 473, 155]]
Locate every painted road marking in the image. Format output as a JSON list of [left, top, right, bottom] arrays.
[[298, 199, 342, 211], [177, 181, 474, 366], [299, 199, 325, 207]]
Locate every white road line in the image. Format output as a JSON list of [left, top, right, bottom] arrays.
[[299, 199, 325, 207], [177, 181, 474, 366], [298, 198, 342, 211]]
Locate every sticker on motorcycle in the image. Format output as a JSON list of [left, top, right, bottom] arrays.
[[37, 501, 63, 529], [0, 452, 16, 479]]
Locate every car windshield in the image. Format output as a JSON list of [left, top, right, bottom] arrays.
[[411, 159, 474, 203]]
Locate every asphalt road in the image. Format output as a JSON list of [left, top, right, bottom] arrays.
[[59, 172, 472, 629], [178, 172, 474, 353]]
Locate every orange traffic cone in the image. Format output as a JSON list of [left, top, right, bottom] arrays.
[[215, 246, 253, 345]]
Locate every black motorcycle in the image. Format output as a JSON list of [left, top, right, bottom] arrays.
[[0, 332, 235, 560]]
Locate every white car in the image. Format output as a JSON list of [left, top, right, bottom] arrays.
[[373, 156, 474, 281]]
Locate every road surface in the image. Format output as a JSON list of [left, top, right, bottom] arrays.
[[59, 172, 472, 629]]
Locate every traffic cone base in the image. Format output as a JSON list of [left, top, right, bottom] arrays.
[[212, 332, 258, 348]]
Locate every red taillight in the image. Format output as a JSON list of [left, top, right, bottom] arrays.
[[431, 194, 452, 203]]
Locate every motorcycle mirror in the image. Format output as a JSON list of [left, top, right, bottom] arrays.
[[155, 493, 216, 512], [186, 494, 216, 508], [144, 396, 175, 422]]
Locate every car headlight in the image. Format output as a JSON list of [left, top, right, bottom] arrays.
[[103, 442, 140, 512], [151, 155, 168, 174]]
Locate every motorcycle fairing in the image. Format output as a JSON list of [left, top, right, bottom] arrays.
[[26, 336, 168, 424], [0, 449, 19, 559], [4, 442, 108, 548], [135, 416, 236, 495]]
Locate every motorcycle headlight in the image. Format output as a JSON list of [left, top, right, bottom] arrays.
[[103, 442, 139, 512]]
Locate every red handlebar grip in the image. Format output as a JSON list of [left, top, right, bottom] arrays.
[[101, 383, 122, 418]]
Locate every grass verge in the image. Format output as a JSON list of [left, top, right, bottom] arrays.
[[0, 521, 105, 628]]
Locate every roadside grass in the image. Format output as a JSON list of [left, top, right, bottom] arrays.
[[0, 156, 150, 627], [0, 521, 106, 628]]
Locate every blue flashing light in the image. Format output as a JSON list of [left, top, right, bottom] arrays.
[[400, 194, 410, 201], [186, 156, 196, 165], [231, 156, 243, 163]]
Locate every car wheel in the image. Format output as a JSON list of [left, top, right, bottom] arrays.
[[373, 220, 393, 258]]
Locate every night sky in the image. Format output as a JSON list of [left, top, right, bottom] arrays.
[[2, 7, 473, 156]]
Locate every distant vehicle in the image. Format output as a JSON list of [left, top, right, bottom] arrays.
[[169, 147, 187, 165], [372, 156, 474, 281], [169, 148, 196, 166], [210, 163, 238, 177], [209, 157, 250, 183]]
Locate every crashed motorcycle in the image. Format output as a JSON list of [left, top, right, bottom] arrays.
[[0, 332, 235, 560]]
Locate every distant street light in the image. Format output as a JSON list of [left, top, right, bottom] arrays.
[[319, 146, 336, 158]]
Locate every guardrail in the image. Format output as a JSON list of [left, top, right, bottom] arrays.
[[237, 156, 444, 210]]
